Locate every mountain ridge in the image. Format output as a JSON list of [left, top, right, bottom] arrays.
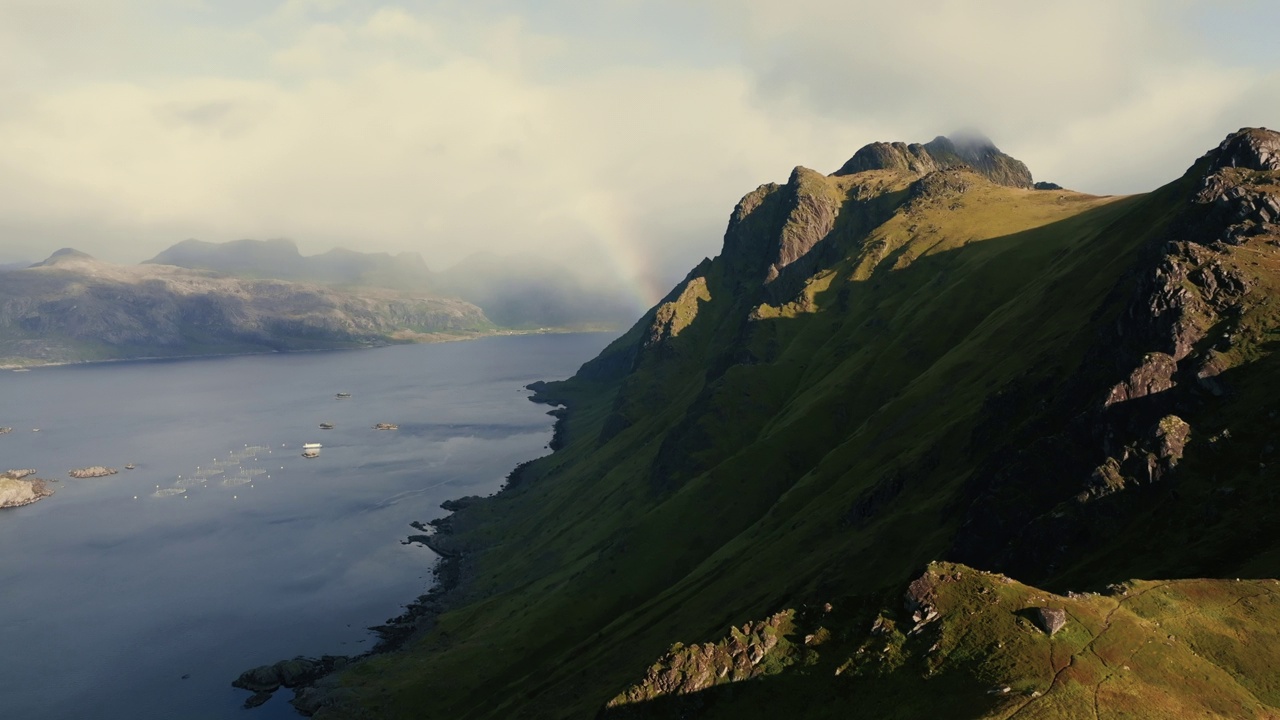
[[0, 253, 492, 367], [245, 128, 1280, 719]]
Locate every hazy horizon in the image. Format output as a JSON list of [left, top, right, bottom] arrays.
[[2, 1, 1278, 304]]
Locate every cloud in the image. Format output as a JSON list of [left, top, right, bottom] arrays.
[[0, 1, 1275, 301]]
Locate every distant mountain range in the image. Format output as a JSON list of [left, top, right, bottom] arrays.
[[0, 238, 644, 366], [145, 239, 641, 330], [146, 238, 435, 291], [0, 248, 489, 367]]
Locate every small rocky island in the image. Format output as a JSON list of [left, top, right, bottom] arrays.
[[374, 423, 399, 431], [0, 426, 12, 435], [1, 469, 54, 509], [68, 466, 118, 479]]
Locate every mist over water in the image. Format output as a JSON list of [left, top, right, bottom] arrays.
[[0, 333, 614, 719]]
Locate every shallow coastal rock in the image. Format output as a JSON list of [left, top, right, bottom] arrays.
[[373, 423, 399, 430], [68, 466, 118, 479], [0, 427, 12, 435], [1, 473, 53, 509], [232, 655, 349, 710]]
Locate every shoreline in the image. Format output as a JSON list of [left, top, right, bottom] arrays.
[[232, 380, 576, 715], [0, 326, 619, 371]]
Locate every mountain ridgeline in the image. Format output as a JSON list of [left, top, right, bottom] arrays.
[[146, 240, 642, 331], [263, 129, 1280, 719], [0, 250, 490, 366]]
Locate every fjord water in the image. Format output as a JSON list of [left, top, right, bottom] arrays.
[[0, 334, 613, 720]]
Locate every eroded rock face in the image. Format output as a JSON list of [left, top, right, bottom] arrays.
[[1084, 415, 1191, 500], [1206, 127, 1280, 172], [1105, 352, 1177, 407], [765, 167, 842, 283], [606, 612, 794, 708]]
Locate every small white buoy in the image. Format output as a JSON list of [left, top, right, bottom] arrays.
[[233, 495, 237, 499], [133, 496, 138, 500]]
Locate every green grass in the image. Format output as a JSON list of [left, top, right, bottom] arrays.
[[310, 157, 1280, 719]]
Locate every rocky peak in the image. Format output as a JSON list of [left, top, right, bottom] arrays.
[[1205, 127, 1280, 172], [30, 248, 99, 268], [834, 132, 1034, 189]]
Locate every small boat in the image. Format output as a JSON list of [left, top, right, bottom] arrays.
[[124, 464, 136, 470], [302, 443, 323, 450], [319, 422, 335, 430], [335, 392, 351, 399], [302, 449, 320, 459]]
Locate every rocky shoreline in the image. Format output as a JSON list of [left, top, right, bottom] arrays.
[[1, 470, 55, 509], [232, 385, 567, 715]]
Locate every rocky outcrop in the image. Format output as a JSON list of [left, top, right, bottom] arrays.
[[68, 466, 117, 479], [1034, 181, 1064, 191], [645, 276, 711, 347], [1, 471, 53, 509], [232, 656, 349, 710], [1031, 607, 1067, 636], [606, 611, 796, 708], [1104, 352, 1177, 407], [835, 133, 1034, 188]]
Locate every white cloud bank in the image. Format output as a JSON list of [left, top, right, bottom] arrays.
[[0, 1, 1276, 301]]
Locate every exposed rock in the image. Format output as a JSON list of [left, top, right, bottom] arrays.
[[0, 427, 12, 435], [0, 476, 54, 509], [373, 423, 399, 430], [4, 469, 36, 479], [835, 141, 938, 176], [68, 466, 117, 479], [766, 167, 842, 282], [834, 132, 1033, 188], [1031, 607, 1067, 636], [1104, 352, 1177, 407], [231, 656, 347, 710], [1034, 181, 1064, 191], [645, 276, 711, 347], [1205, 127, 1280, 172], [606, 612, 795, 708]]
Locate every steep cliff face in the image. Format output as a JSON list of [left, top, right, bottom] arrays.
[[295, 129, 1280, 720]]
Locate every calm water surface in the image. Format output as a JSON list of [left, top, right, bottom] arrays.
[[0, 333, 614, 720]]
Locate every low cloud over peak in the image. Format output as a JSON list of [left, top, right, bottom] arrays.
[[0, 1, 1276, 302]]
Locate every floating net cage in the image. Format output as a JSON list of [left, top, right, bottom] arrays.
[[175, 475, 206, 488], [153, 488, 186, 498], [222, 475, 252, 487], [241, 468, 267, 477]]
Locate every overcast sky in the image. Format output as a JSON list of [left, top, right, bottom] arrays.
[[1, 1, 1277, 302]]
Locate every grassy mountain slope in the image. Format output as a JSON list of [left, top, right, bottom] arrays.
[[299, 129, 1280, 719], [605, 562, 1280, 720]]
